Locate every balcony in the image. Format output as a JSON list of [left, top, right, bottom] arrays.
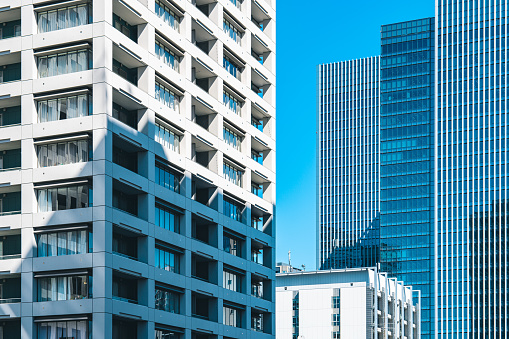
[[192, 213, 218, 247], [0, 104, 21, 128], [0, 189, 21, 216], [112, 179, 147, 220], [191, 18, 217, 57], [0, 275, 21, 304], [113, 134, 146, 176], [191, 253, 218, 285], [192, 135, 217, 172], [192, 292, 217, 322], [112, 271, 139, 305], [112, 225, 140, 261], [192, 96, 218, 136], [192, 175, 218, 211], [0, 319, 20, 339], [0, 233, 21, 261], [0, 143, 21, 172]]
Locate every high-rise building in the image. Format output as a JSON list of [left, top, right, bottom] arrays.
[[317, 58, 381, 270], [379, 18, 435, 338], [318, 0, 509, 337], [276, 268, 421, 339], [435, 0, 507, 336], [0, 0, 276, 338]]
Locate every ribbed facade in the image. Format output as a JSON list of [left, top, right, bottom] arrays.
[[0, 0, 276, 338], [380, 18, 435, 339], [435, 0, 507, 336], [317, 58, 380, 270]]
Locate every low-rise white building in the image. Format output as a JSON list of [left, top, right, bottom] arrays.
[[276, 268, 420, 339]]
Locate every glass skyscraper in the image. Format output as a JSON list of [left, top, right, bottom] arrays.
[[317, 58, 380, 270], [318, 0, 509, 337], [380, 18, 435, 338], [436, 0, 508, 336]]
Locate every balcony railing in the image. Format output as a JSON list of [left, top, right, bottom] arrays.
[[0, 298, 21, 304], [0, 210, 21, 216], [113, 295, 138, 304], [0, 167, 21, 172], [0, 254, 21, 260]]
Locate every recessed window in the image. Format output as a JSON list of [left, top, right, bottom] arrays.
[[37, 3, 92, 33], [37, 138, 90, 167], [155, 0, 180, 32], [36, 182, 92, 212], [37, 48, 92, 78], [155, 121, 181, 152], [37, 92, 92, 123], [155, 81, 180, 112], [37, 227, 91, 257]]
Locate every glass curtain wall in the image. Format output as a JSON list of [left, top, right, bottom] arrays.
[[379, 18, 435, 339]]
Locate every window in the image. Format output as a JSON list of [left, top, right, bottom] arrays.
[[112, 275, 137, 304], [37, 319, 89, 339], [112, 189, 137, 216], [155, 162, 182, 193], [332, 295, 340, 309], [223, 126, 242, 151], [155, 0, 180, 32], [37, 3, 92, 33], [224, 196, 242, 222], [113, 103, 137, 129], [223, 234, 240, 256], [37, 48, 92, 78], [155, 245, 181, 273], [252, 280, 263, 298], [37, 93, 92, 123], [155, 203, 180, 233], [155, 326, 183, 339], [223, 269, 241, 292], [37, 138, 90, 167], [113, 14, 137, 41], [332, 313, 340, 327], [251, 183, 263, 198], [252, 216, 263, 230], [223, 19, 240, 45], [156, 40, 180, 72], [252, 248, 263, 265], [38, 273, 91, 301], [37, 228, 90, 257], [224, 163, 243, 187], [229, 0, 242, 9], [223, 91, 241, 115], [252, 118, 264, 131], [36, 182, 91, 212], [155, 122, 181, 152], [155, 81, 180, 112], [112, 230, 138, 260], [155, 284, 182, 314], [223, 56, 239, 79], [252, 313, 263, 332], [223, 305, 241, 327], [252, 151, 263, 164], [113, 59, 137, 85]]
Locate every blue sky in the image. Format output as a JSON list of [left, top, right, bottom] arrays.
[[275, 0, 435, 270]]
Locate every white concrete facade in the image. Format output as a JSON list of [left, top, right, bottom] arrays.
[[276, 268, 420, 339], [0, 0, 275, 338]]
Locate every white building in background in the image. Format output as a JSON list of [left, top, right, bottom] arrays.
[[0, 0, 275, 338], [276, 268, 420, 339]]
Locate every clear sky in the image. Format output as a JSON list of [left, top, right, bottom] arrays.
[[275, 0, 435, 270]]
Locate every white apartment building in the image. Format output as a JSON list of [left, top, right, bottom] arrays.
[[276, 268, 420, 339], [0, 0, 275, 338]]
